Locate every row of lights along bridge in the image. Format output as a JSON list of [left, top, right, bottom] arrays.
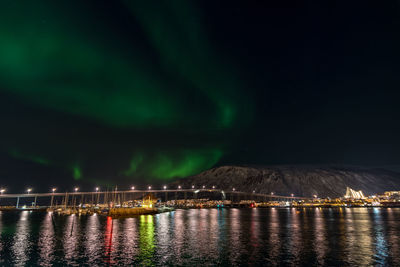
[[0, 186, 290, 197]]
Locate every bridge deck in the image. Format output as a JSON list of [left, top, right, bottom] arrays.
[[0, 189, 308, 200]]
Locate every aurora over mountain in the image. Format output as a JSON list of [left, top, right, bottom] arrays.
[[1, 0, 400, 191]]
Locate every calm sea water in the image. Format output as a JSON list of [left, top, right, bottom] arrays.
[[0, 208, 399, 266]]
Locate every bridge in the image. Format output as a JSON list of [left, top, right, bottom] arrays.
[[0, 188, 309, 209]]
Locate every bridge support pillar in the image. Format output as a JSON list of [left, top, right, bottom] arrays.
[[34, 196, 37, 208], [16, 197, 20, 209]]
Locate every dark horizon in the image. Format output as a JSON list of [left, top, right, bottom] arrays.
[[1, 0, 400, 192]]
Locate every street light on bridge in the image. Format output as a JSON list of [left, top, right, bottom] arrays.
[[291, 193, 294, 197], [271, 192, 274, 196], [212, 186, 215, 189], [0, 188, 5, 194], [202, 185, 205, 189], [148, 186, 152, 190], [52, 188, 56, 193], [131, 186, 135, 190], [74, 187, 79, 192], [163, 185, 167, 190], [192, 185, 194, 189], [95, 187, 99, 192], [27, 188, 32, 194], [232, 188, 235, 191], [178, 185, 181, 189]]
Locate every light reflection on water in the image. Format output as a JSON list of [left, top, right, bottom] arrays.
[[139, 215, 155, 266], [268, 207, 280, 265], [85, 213, 102, 265], [248, 208, 260, 265], [372, 208, 388, 265], [344, 208, 371, 265], [1, 208, 400, 265], [386, 208, 400, 266], [12, 211, 31, 266], [288, 207, 302, 265], [0, 212, 3, 256], [37, 213, 55, 266], [121, 217, 139, 264], [314, 207, 327, 265], [63, 214, 80, 265], [229, 208, 243, 265], [104, 216, 115, 264]]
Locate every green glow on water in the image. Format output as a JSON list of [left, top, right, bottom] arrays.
[[139, 215, 155, 266]]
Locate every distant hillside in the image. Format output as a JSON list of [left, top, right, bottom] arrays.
[[172, 165, 400, 198]]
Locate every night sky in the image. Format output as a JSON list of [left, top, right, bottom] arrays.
[[1, 1, 400, 192]]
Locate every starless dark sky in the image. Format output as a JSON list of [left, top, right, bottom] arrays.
[[1, 0, 400, 192]]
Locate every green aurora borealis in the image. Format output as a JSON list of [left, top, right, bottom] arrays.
[[3, 1, 400, 190], [0, 1, 252, 187]]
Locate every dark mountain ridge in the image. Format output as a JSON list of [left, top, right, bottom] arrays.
[[173, 165, 400, 198]]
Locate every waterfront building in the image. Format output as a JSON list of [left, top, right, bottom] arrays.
[[142, 193, 157, 208], [344, 187, 365, 199]]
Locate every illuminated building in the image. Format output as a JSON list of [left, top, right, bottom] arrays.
[[344, 187, 365, 199], [142, 193, 157, 208], [384, 191, 400, 197]]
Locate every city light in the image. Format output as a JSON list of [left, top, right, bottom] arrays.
[[2, 185, 398, 210], [192, 185, 195, 189], [345, 187, 365, 199]]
